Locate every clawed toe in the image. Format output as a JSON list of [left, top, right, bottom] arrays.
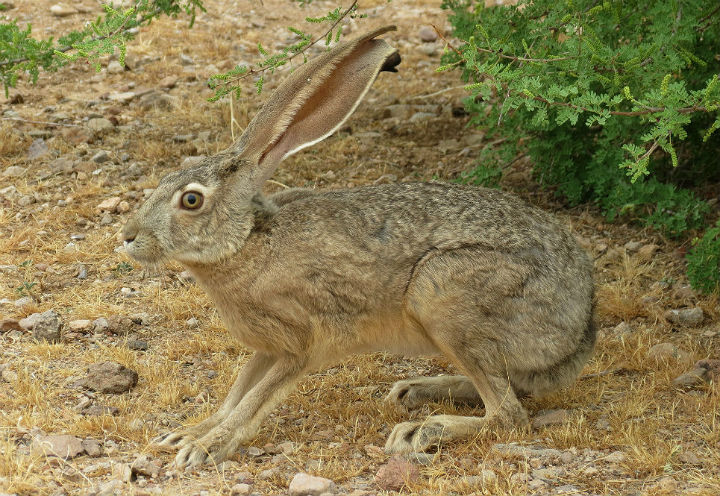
[[175, 442, 211, 469], [385, 380, 424, 410], [385, 421, 437, 454]]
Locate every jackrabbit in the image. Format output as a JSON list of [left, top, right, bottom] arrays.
[[122, 26, 595, 468]]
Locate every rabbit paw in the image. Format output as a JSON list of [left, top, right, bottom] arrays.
[[384, 420, 446, 454], [152, 431, 194, 451], [174, 429, 236, 469], [385, 379, 433, 410]]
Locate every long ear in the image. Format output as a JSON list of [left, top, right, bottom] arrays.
[[232, 25, 400, 186]]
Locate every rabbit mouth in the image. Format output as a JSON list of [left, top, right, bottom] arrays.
[[124, 236, 168, 266]]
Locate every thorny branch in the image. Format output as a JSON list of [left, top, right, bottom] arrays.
[[0, 6, 160, 69], [212, 0, 358, 90]]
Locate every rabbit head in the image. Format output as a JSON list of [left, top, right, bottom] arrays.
[[122, 26, 400, 266]]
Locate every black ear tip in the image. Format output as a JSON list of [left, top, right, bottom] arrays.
[[381, 52, 401, 73]]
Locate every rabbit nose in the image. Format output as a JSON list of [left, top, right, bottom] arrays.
[[122, 220, 138, 244]]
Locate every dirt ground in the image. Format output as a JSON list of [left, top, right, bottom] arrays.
[[1, 0, 719, 495]]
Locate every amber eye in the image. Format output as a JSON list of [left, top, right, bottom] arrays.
[[180, 191, 204, 210]]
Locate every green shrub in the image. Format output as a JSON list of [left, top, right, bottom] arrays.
[[687, 221, 720, 294], [442, 0, 720, 290]]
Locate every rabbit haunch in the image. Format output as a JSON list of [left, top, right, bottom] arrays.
[[122, 26, 595, 468]]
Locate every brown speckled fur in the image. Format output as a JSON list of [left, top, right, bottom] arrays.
[[122, 27, 594, 467]]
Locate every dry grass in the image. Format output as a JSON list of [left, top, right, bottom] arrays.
[[1, 0, 719, 495]]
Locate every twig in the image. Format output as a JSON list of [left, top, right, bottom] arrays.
[[1, 117, 81, 128], [409, 85, 468, 100], [431, 24, 463, 58], [530, 95, 708, 117], [432, 23, 574, 64], [215, 0, 359, 89], [579, 370, 615, 380], [0, 5, 160, 69]]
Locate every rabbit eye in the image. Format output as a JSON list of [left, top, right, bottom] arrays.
[[180, 191, 204, 210]]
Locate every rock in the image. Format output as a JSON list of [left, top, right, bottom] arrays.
[[647, 342, 691, 364], [418, 43, 438, 56], [230, 483, 252, 495], [107, 91, 136, 104], [1, 185, 19, 199], [277, 441, 295, 455], [654, 476, 678, 493], [696, 359, 720, 378], [131, 455, 161, 477], [159, 76, 178, 89], [18, 194, 35, 206], [68, 319, 92, 331], [117, 200, 130, 213], [673, 367, 709, 389], [32, 434, 85, 459], [126, 339, 148, 351], [637, 243, 659, 261], [490, 443, 563, 463], [139, 91, 177, 111], [623, 240, 642, 252], [664, 307, 704, 326], [14, 296, 33, 307], [677, 450, 702, 466], [105, 315, 136, 334], [100, 213, 114, 225], [247, 446, 264, 457], [27, 138, 50, 160], [113, 463, 133, 482], [409, 111, 436, 122], [82, 404, 120, 416], [107, 61, 124, 74], [613, 322, 633, 336], [186, 317, 199, 328], [180, 53, 194, 65], [258, 467, 279, 480], [673, 359, 720, 389], [50, 4, 77, 16], [81, 361, 138, 394], [595, 416, 611, 431], [0, 318, 21, 332], [603, 451, 625, 464], [375, 455, 420, 491], [82, 438, 103, 457], [463, 469, 497, 487], [172, 134, 194, 143], [97, 196, 121, 212], [1, 367, 18, 382], [87, 118, 114, 133], [288, 473, 336, 496], [3, 165, 26, 177], [96, 479, 123, 496], [418, 25, 438, 42], [21, 310, 63, 343], [532, 409, 569, 429], [92, 150, 111, 163], [93, 317, 109, 331]]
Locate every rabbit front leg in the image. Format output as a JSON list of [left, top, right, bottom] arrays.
[[174, 356, 308, 468], [155, 352, 276, 450]]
